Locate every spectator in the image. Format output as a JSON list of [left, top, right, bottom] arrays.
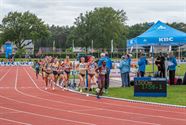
[[118, 55, 130, 87], [137, 53, 147, 77], [167, 52, 177, 85], [155, 53, 165, 77]]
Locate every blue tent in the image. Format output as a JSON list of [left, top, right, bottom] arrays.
[[127, 21, 186, 47]]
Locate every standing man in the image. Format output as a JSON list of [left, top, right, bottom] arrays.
[[98, 52, 112, 93], [118, 55, 130, 87], [167, 52, 177, 85], [137, 53, 147, 77], [155, 53, 165, 77]]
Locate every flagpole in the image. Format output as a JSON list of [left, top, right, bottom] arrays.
[[91, 40, 93, 55], [152, 45, 154, 74], [72, 40, 74, 52], [111, 39, 113, 59], [53, 40, 55, 57]]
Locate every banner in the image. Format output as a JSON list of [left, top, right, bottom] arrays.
[[4, 42, 12, 59]]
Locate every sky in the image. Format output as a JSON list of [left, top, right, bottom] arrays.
[[0, 0, 186, 26]]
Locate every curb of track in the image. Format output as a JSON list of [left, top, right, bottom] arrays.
[[58, 85, 186, 109]]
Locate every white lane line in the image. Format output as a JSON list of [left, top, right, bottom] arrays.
[[0, 111, 21, 115], [0, 117, 31, 125], [25, 67, 186, 115], [23, 68, 186, 123], [0, 87, 43, 89], [0, 68, 11, 82], [14, 67, 95, 125]]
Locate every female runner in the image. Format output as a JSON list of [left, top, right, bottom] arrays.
[[63, 56, 72, 90], [95, 60, 108, 98], [87, 56, 97, 91], [76, 57, 87, 93]]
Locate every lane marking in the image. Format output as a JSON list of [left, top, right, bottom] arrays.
[[0, 67, 11, 82]]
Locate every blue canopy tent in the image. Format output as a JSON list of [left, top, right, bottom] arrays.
[[127, 20, 186, 74], [127, 21, 186, 47]]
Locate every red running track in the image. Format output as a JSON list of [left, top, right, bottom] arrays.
[[0, 66, 186, 125]]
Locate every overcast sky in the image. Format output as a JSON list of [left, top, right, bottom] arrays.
[[1, 0, 186, 26]]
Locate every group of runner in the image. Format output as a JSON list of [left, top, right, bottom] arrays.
[[36, 54, 109, 98], [36, 56, 72, 90]]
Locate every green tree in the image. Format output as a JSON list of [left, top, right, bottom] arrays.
[[0, 11, 50, 50], [68, 7, 128, 50], [168, 22, 186, 33], [127, 23, 151, 39]]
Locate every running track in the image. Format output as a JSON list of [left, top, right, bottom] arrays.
[[0, 66, 186, 125]]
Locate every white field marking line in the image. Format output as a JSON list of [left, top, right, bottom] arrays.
[[0, 105, 95, 125], [27, 67, 186, 115], [14, 67, 95, 125], [0, 117, 31, 125], [23, 68, 186, 123], [20, 68, 161, 125]]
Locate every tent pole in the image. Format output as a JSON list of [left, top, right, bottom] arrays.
[[152, 45, 154, 75], [179, 46, 181, 63], [136, 43, 138, 59]]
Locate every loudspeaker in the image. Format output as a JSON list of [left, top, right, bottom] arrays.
[[183, 72, 186, 85], [176, 78, 182, 85]]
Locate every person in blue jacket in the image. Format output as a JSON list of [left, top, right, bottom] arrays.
[[118, 54, 130, 87], [167, 52, 177, 85], [137, 53, 147, 77], [98, 52, 112, 92]]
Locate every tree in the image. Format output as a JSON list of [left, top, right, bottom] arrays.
[[34, 25, 73, 52], [168, 22, 186, 33], [127, 23, 151, 39], [0, 11, 50, 50], [68, 7, 128, 50]]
